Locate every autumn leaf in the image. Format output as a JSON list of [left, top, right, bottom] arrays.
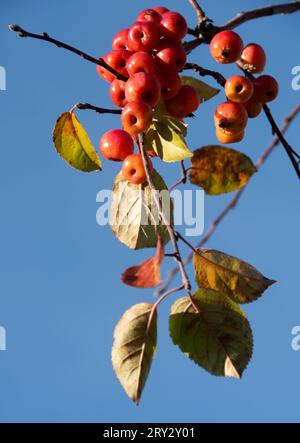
[[189, 146, 256, 195], [109, 169, 172, 250], [53, 112, 101, 172], [121, 237, 165, 288], [169, 289, 253, 378], [112, 303, 157, 404], [194, 249, 276, 303]]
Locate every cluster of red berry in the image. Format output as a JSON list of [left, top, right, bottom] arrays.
[[210, 30, 279, 144], [98, 6, 200, 185]]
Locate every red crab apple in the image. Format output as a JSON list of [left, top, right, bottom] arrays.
[[122, 153, 153, 185], [112, 29, 129, 50], [97, 49, 132, 82], [100, 129, 134, 161], [110, 79, 127, 107], [152, 6, 169, 15], [253, 75, 279, 103], [160, 11, 188, 41], [237, 43, 266, 73], [214, 102, 248, 133], [126, 51, 158, 76], [165, 85, 200, 119], [224, 75, 254, 103], [137, 9, 162, 23], [210, 30, 244, 64], [127, 21, 161, 52], [121, 100, 153, 136], [156, 41, 187, 71], [125, 72, 161, 107], [216, 128, 245, 144], [244, 96, 262, 118], [156, 66, 182, 100]]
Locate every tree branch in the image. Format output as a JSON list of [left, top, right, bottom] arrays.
[[73, 102, 121, 115], [156, 103, 300, 295], [189, 0, 207, 23], [137, 134, 200, 314], [185, 1, 300, 53], [9, 24, 127, 81], [183, 62, 226, 87]]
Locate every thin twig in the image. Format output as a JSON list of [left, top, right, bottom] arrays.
[[9, 24, 127, 81], [169, 161, 188, 192], [188, 0, 207, 23], [137, 134, 200, 314], [156, 103, 300, 295], [185, 1, 300, 53], [152, 286, 184, 311], [73, 103, 121, 115], [183, 62, 226, 87]]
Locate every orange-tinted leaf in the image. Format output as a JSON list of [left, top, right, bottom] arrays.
[[121, 237, 165, 288]]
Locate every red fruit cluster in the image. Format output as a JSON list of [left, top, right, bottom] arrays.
[[97, 6, 200, 184], [210, 31, 279, 144]]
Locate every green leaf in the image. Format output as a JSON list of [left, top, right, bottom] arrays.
[[189, 146, 257, 195], [169, 289, 253, 378], [145, 115, 192, 163], [180, 75, 220, 102], [112, 303, 157, 404], [53, 112, 101, 172], [194, 249, 276, 304], [109, 169, 172, 249]]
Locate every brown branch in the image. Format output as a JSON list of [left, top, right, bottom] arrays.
[[156, 103, 300, 295], [73, 103, 121, 115], [9, 24, 127, 81], [169, 161, 188, 192], [219, 2, 300, 31], [137, 134, 200, 314], [183, 62, 226, 87], [185, 1, 300, 53], [189, 0, 207, 23]]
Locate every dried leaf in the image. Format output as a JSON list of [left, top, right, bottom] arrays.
[[109, 169, 172, 249], [189, 146, 256, 195], [112, 303, 157, 404], [194, 249, 276, 304], [121, 237, 165, 288]]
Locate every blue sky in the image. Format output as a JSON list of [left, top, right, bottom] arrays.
[[1, 0, 300, 423]]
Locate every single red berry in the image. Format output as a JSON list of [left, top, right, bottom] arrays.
[[214, 102, 248, 133], [112, 29, 129, 50], [160, 11, 188, 41], [216, 128, 245, 144], [224, 75, 254, 103], [126, 51, 158, 76], [100, 129, 134, 161], [110, 79, 127, 107], [128, 21, 161, 52], [253, 75, 279, 103], [122, 153, 153, 185], [244, 96, 262, 118], [121, 100, 153, 136], [125, 72, 161, 107], [237, 43, 266, 73], [156, 41, 187, 71], [210, 30, 244, 64], [165, 85, 200, 119], [137, 9, 162, 24], [96, 49, 132, 82], [152, 6, 169, 15], [156, 66, 182, 100]]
